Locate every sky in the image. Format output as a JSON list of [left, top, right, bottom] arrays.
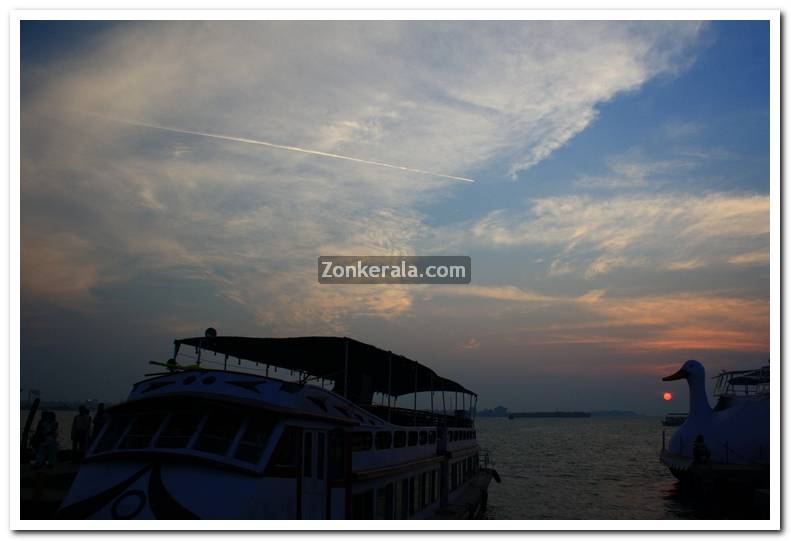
[[20, 20, 770, 414]]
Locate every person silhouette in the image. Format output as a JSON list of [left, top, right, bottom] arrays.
[[71, 406, 92, 460], [693, 434, 711, 464]]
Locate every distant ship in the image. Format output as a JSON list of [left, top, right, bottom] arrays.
[[508, 411, 590, 419], [661, 413, 687, 427]]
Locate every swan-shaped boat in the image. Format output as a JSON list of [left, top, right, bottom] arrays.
[[660, 360, 769, 483]]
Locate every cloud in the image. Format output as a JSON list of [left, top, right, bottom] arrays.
[[458, 338, 481, 351], [470, 193, 769, 277], [728, 249, 769, 266], [663, 119, 703, 138], [22, 20, 708, 333], [436, 289, 768, 354], [585, 293, 769, 352], [574, 150, 697, 189], [21, 231, 101, 308]]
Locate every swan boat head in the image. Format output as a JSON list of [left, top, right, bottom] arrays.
[[663, 360, 712, 419]]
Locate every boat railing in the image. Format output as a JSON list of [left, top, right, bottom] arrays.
[[478, 449, 494, 469], [713, 366, 769, 398], [362, 404, 474, 428]]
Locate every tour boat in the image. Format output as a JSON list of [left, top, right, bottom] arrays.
[[659, 360, 769, 486], [57, 331, 498, 519]]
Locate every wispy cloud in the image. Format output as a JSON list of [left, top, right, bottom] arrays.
[[432, 289, 768, 354], [663, 119, 703, 138], [574, 149, 697, 189], [470, 193, 769, 277]]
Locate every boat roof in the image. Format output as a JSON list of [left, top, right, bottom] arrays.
[[174, 335, 476, 397]]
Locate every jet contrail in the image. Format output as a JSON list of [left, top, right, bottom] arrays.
[[79, 111, 475, 183]]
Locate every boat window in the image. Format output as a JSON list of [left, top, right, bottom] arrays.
[[395, 479, 407, 519], [317, 433, 326, 480], [155, 412, 203, 449], [93, 414, 132, 454], [234, 414, 276, 464], [351, 490, 374, 519], [407, 431, 418, 447], [428, 431, 436, 444], [375, 431, 392, 450], [351, 431, 373, 452], [375, 483, 394, 520], [194, 410, 243, 455], [328, 429, 346, 480], [409, 476, 417, 515], [118, 412, 166, 449], [418, 431, 427, 445], [420, 472, 427, 509], [393, 431, 406, 448], [270, 427, 299, 467], [303, 432, 313, 477]]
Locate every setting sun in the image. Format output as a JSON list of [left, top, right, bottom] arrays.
[[663, 392, 673, 401]]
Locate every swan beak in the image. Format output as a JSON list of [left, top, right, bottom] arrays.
[[663, 368, 689, 381]]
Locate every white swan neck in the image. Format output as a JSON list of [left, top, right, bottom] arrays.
[[687, 376, 712, 417]]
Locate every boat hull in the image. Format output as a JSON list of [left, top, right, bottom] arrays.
[[660, 449, 769, 488]]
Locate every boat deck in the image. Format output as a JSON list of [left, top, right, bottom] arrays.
[[430, 471, 493, 520]]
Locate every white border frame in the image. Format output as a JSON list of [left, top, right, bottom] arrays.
[[9, 9, 781, 531]]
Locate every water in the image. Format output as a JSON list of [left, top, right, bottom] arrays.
[[477, 416, 767, 520], [21, 410, 765, 519]]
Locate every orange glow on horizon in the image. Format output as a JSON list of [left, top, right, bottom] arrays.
[[663, 392, 673, 401]]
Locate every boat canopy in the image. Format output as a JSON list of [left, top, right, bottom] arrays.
[[174, 335, 476, 400]]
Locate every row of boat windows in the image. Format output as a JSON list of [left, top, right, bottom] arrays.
[[448, 430, 476, 442], [350, 456, 480, 519], [351, 468, 440, 519], [92, 409, 275, 465], [351, 429, 476, 452], [352, 430, 436, 452]]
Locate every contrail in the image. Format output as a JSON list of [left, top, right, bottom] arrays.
[[79, 111, 475, 183]]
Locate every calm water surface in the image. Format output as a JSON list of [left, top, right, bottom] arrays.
[[477, 416, 765, 520]]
